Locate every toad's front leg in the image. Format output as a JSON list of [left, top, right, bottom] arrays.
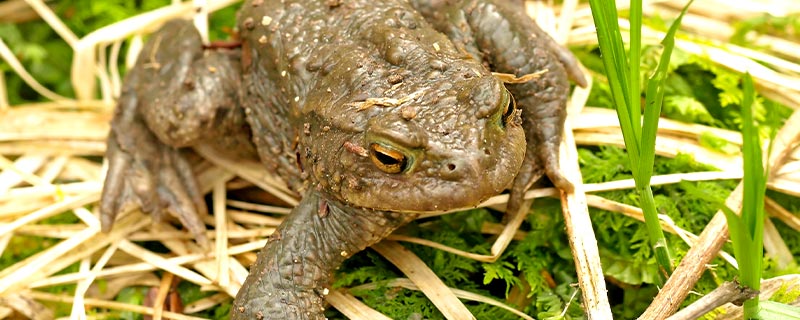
[[101, 20, 256, 244], [232, 190, 415, 319]]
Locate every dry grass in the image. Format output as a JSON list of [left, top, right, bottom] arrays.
[[0, 0, 799, 319]]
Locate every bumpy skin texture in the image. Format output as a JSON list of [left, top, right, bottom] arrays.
[[100, 0, 584, 318]]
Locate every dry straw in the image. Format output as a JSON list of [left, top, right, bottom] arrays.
[[1, 0, 799, 318]]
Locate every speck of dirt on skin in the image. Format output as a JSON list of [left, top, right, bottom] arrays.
[[258, 35, 268, 44], [343, 141, 368, 157], [318, 200, 328, 218], [261, 15, 272, 26], [433, 42, 440, 51], [340, 251, 348, 257], [256, 311, 264, 319], [387, 73, 403, 84], [347, 176, 359, 189], [401, 105, 417, 120], [243, 17, 255, 30], [238, 306, 245, 313], [430, 59, 447, 71]]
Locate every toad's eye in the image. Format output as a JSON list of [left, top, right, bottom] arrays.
[[499, 89, 517, 127], [369, 143, 408, 174]]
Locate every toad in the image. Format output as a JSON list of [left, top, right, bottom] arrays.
[[100, 0, 585, 318]]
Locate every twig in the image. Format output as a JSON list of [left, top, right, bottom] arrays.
[[667, 281, 758, 320], [559, 124, 613, 319], [326, 289, 393, 320]]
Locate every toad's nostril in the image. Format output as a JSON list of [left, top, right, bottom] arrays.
[[439, 157, 478, 181]]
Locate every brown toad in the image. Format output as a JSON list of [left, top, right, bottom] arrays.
[[100, 0, 585, 318]]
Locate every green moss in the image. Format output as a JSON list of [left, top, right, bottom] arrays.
[[770, 280, 800, 304]]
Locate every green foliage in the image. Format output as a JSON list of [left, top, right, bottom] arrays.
[[52, 1, 170, 36], [114, 287, 149, 320], [1, 211, 79, 269], [662, 95, 714, 124], [770, 281, 800, 305], [612, 285, 659, 319], [334, 260, 398, 289], [0, 0, 238, 104], [532, 283, 584, 320], [175, 281, 232, 319], [601, 249, 659, 285], [698, 131, 740, 155], [675, 56, 792, 133], [731, 13, 800, 44], [578, 146, 632, 183], [482, 261, 522, 296], [1, 22, 74, 102]]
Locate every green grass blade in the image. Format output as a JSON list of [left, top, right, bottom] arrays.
[[629, 0, 643, 145], [741, 74, 766, 240], [720, 206, 751, 272], [588, 0, 641, 174], [739, 73, 765, 319], [639, 0, 693, 182]]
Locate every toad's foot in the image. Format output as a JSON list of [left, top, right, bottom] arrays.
[[506, 105, 573, 216], [100, 20, 254, 245], [101, 96, 209, 244]]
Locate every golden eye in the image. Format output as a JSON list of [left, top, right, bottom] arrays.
[[369, 144, 408, 174], [499, 89, 517, 127]]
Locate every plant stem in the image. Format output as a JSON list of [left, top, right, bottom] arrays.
[[637, 184, 672, 281]]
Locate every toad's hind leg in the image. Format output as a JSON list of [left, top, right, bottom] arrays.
[[101, 20, 255, 244]]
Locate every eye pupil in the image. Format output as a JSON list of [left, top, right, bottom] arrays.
[[369, 144, 408, 173], [376, 150, 401, 165]]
